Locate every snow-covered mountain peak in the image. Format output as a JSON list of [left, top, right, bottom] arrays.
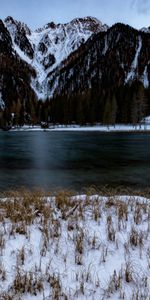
[[36, 16, 108, 33], [4, 16, 34, 60], [4, 16, 19, 38], [4, 16, 15, 24], [4, 16, 31, 36], [36, 21, 57, 33], [140, 26, 150, 33], [3, 16, 108, 99], [70, 16, 109, 33]]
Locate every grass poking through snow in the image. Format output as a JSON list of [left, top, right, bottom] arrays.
[[0, 189, 150, 299]]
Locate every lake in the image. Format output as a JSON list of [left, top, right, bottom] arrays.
[[0, 131, 150, 191]]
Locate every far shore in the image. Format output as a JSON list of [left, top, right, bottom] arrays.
[[1, 123, 150, 132]]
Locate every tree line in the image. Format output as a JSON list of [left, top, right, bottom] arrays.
[[0, 81, 150, 128]]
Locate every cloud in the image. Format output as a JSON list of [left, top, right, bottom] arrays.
[[131, 0, 150, 14]]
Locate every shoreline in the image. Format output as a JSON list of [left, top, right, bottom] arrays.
[[2, 124, 150, 132]]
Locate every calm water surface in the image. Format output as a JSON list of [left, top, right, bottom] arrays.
[[0, 131, 150, 191]]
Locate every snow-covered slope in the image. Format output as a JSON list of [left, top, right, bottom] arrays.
[[4, 16, 108, 99]]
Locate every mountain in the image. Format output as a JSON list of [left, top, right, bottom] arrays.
[[0, 16, 150, 126], [49, 23, 150, 96], [3, 16, 108, 99]]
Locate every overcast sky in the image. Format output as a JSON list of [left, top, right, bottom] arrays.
[[1, 0, 150, 29]]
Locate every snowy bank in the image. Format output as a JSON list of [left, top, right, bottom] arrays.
[[8, 124, 150, 132], [0, 192, 150, 299]]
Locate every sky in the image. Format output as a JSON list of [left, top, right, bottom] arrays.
[[0, 0, 150, 30]]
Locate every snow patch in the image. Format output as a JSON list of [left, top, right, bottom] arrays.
[[102, 35, 108, 55], [142, 65, 149, 88], [0, 92, 5, 110], [125, 36, 142, 84]]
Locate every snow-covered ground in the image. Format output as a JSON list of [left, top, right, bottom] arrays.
[[9, 124, 150, 132], [0, 193, 150, 299]]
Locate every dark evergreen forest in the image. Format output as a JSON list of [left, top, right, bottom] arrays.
[[0, 81, 150, 128]]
